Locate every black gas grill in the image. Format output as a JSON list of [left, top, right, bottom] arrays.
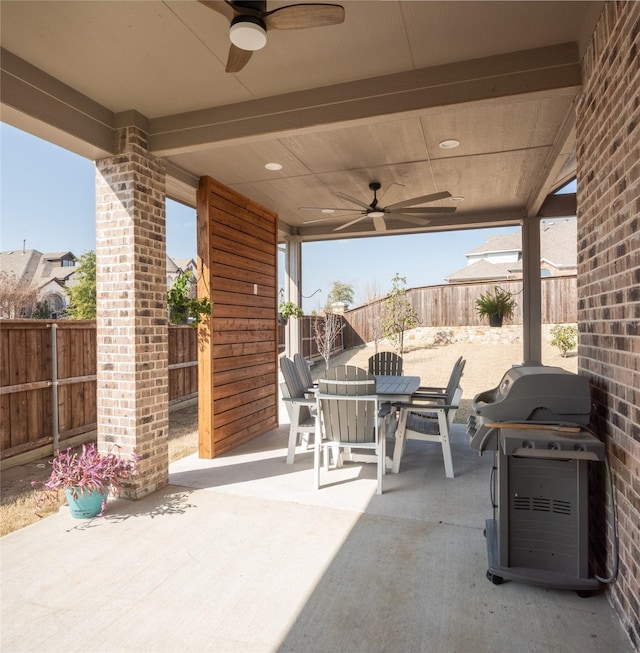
[[468, 366, 605, 591]]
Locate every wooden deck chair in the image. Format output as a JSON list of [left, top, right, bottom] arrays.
[[280, 356, 316, 464], [314, 365, 386, 494], [391, 385, 462, 477], [368, 351, 403, 376]]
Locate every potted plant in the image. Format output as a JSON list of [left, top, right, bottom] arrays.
[[475, 286, 516, 327], [32, 443, 137, 519], [278, 301, 304, 325]]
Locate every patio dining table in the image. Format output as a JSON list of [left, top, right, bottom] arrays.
[[374, 374, 421, 402]]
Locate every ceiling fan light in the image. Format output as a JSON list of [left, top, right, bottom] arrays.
[[368, 210, 385, 218], [230, 16, 267, 51]]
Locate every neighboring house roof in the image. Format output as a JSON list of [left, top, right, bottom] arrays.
[[174, 258, 196, 271], [446, 219, 576, 282], [540, 220, 577, 268], [465, 233, 521, 258], [166, 255, 180, 275], [166, 256, 195, 274], [446, 260, 521, 282], [0, 249, 42, 282]]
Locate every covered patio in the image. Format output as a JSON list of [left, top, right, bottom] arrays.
[[1, 420, 633, 652]]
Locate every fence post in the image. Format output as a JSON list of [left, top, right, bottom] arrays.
[[51, 323, 59, 451]]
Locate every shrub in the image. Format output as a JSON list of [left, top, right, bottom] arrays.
[[434, 329, 455, 346], [550, 324, 578, 357]]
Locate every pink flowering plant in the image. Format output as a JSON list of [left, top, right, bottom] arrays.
[[32, 443, 138, 517]]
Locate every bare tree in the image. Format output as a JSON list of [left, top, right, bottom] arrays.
[[0, 272, 38, 318], [314, 312, 344, 372]]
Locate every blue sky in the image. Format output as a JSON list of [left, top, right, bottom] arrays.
[[1, 122, 532, 311]]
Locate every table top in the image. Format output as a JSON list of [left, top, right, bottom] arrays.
[[374, 375, 421, 396]]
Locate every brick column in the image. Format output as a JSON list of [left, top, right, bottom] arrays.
[[95, 125, 169, 499]]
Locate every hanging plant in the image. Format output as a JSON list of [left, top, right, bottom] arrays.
[[278, 301, 304, 324]]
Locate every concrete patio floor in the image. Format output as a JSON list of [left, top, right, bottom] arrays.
[[1, 424, 633, 653]]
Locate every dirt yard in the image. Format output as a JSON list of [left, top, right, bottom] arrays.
[[1, 339, 576, 535]]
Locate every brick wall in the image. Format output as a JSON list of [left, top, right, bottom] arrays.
[[576, 2, 640, 648], [95, 125, 169, 499]]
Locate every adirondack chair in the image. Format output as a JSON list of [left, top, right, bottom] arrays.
[[368, 351, 403, 376], [414, 357, 465, 402], [314, 365, 387, 494], [280, 356, 316, 464], [293, 353, 315, 391], [391, 384, 463, 477]]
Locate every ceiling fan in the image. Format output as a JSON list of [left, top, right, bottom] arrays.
[[199, 0, 345, 72], [301, 182, 457, 233]]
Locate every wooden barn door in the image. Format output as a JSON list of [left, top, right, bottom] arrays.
[[197, 176, 278, 458]]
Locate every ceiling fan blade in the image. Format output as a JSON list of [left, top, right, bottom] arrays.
[[334, 192, 371, 210], [392, 215, 431, 227], [265, 4, 345, 30], [386, 190, 452, 211], [373, 216, 387, 232], [299, 206, 359, 212], [303, 212, 360, 224], [334, 215, 368, 231], [226, 44, 253, 73], [198, 0, 239, 21], [389, 206, 457, 215]]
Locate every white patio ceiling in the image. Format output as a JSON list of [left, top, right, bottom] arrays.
[[1, 1, 601, 242]]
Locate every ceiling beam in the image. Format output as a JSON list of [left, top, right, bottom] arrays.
[[0, 48, 115, 158], [149, 43, 582, 156], [525, 102, 577, 217], [298, 208, 525, 242]]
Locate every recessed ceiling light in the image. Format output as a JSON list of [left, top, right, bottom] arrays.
[[450, 196, 465, 202], [321, 209, 334, 214], [264, 162, 282, 171], [439, 139, 460, 149]]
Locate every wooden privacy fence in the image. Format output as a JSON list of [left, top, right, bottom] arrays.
[[0, 321, 198, 462], [341, 276, 577, 349]]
